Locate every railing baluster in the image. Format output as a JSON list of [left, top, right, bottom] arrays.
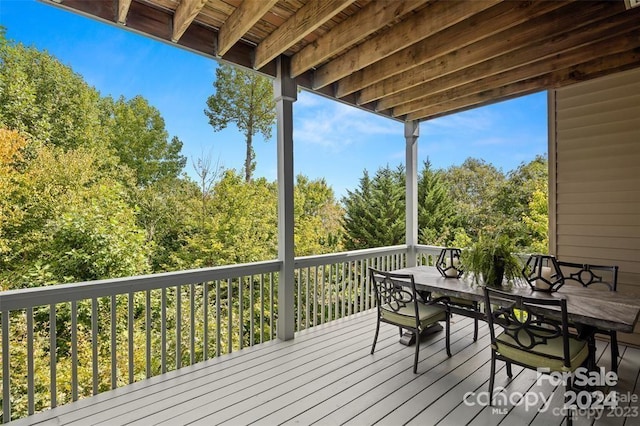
[[340, 262, 345, 319], [327, 264, 332, 322], [50, 304, 57, 408], [110, 295, 116, 390], [71, 301, 78, 399], [216, 280, 221, 357], [296, 269, 301, 331], [321, 265, 325, 324], [190, 283, 195, 366], [161, 288, 167, 374], [145, 290, 151, 378], [91, 298, 98, 395], [227, 278, 232, 354], [3, 309, 11, 422], [249, 275, 254, 345], [344, 262, 349, 318], [27, 307, 34, 413], [128, 292, 133, 384], [305, 267, 310, 330], [270, 272, 275, 340], [260, 274, 265, 343], [239, 277, 243, 350], [203, 281, 209, 360], [313, 266, 318, 327], [176, 285, 181, 370]]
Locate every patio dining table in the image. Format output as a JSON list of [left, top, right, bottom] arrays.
[[392, 266, 640, 334]]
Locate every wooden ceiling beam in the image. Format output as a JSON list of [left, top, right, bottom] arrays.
[[217, 0, 279, 57], [404, 29, 640, 122], [118, 0, 132, 24], [368, 0, 620, 110], [406, 47, 640, 123], [172, 0, 208, 43], [377, 2, 631, 114], [289, 0, 427, 78], [337, 0, 566, 99], [253, 0, 356, 70], [311, 0, 500, 90]]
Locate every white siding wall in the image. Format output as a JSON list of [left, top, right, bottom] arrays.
[[551, 67, 640, 343]]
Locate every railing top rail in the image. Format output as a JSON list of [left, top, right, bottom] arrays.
[[0, 260, 282, 311], [294, 245, 409, 269], [0, 244, 452, 311]]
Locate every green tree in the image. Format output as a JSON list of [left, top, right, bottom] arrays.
[[101, 95, 186, 186], [522, 185, 549, 253], [294, 175, 343, 255], [0, 129, 27, 256], [342, 165, 405, 250], [444, 158, 505, 240], [0, 144, 149, 289], [133, 177, 201, 271], [0, 39, 105, 150], [495, 155, 548, 248], [204, 64, 275, 182], [417, 160, 459, 245]]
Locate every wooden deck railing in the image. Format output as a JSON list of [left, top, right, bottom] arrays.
[[0, 244, 443, 422]]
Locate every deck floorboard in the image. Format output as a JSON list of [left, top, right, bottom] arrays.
[[10, 310, 639, 426]]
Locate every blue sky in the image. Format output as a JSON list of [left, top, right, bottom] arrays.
[[0, 0, 548, 198]]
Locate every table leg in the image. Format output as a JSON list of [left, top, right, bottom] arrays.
[[399, 323, 443, 346]]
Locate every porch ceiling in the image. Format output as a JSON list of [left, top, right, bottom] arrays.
[[45, 0, 640, 122]]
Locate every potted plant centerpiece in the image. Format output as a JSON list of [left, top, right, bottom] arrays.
[[460, 233, 521, 287]]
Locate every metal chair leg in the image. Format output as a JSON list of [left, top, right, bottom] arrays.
[[413, 330, 420, 374], [371, 320, 380, 355]]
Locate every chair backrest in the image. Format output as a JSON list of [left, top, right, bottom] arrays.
[[557, 261, 618, 292], [369, 268, 419, 319], [483, 287, 572, 368]]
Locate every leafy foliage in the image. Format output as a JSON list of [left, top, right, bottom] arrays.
[[342, 166, 405, 250], [0, 40, 105, 150], [459, 233, 522, 287], [417, 160, 460, 245], [101, 95, 186, 186]]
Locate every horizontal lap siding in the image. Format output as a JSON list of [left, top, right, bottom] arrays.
[[553, 66, 640, 344]]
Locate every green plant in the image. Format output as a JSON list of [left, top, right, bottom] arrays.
[[460, 234, 521, 287]]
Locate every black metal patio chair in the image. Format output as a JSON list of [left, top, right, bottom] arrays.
[[369, 268, 451, 374]]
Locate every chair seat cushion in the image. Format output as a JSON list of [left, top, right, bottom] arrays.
[[381, 302, 446, 329], [495, 330, 589, 372]]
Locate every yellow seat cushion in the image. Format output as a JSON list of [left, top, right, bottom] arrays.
[[381, 302, 446, 329], [495, 330, 589, 372]]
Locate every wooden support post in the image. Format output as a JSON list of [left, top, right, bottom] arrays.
[[274, 56, 297, 341], [405, 120, 419, 267]]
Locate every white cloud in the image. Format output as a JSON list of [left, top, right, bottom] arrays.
[[294, 93, 401, 152]]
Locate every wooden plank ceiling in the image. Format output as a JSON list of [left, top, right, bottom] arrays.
[[45, 0, 640, 123]]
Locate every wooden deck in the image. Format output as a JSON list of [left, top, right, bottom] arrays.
[[10, 310, 640, 426]]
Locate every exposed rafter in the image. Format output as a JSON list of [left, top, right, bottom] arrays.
[[253, 0, 356, 70], [311, 0, 500, 90], [289, 0, 428, 78], [348, 0, 569, 103], [118, 0, 132, 25], [373, 0, 620, 112], [172, 0, 208, 43], [405, 27, 640, 122], [217, 0, 278, 57], [391, 7, 637, 118]]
